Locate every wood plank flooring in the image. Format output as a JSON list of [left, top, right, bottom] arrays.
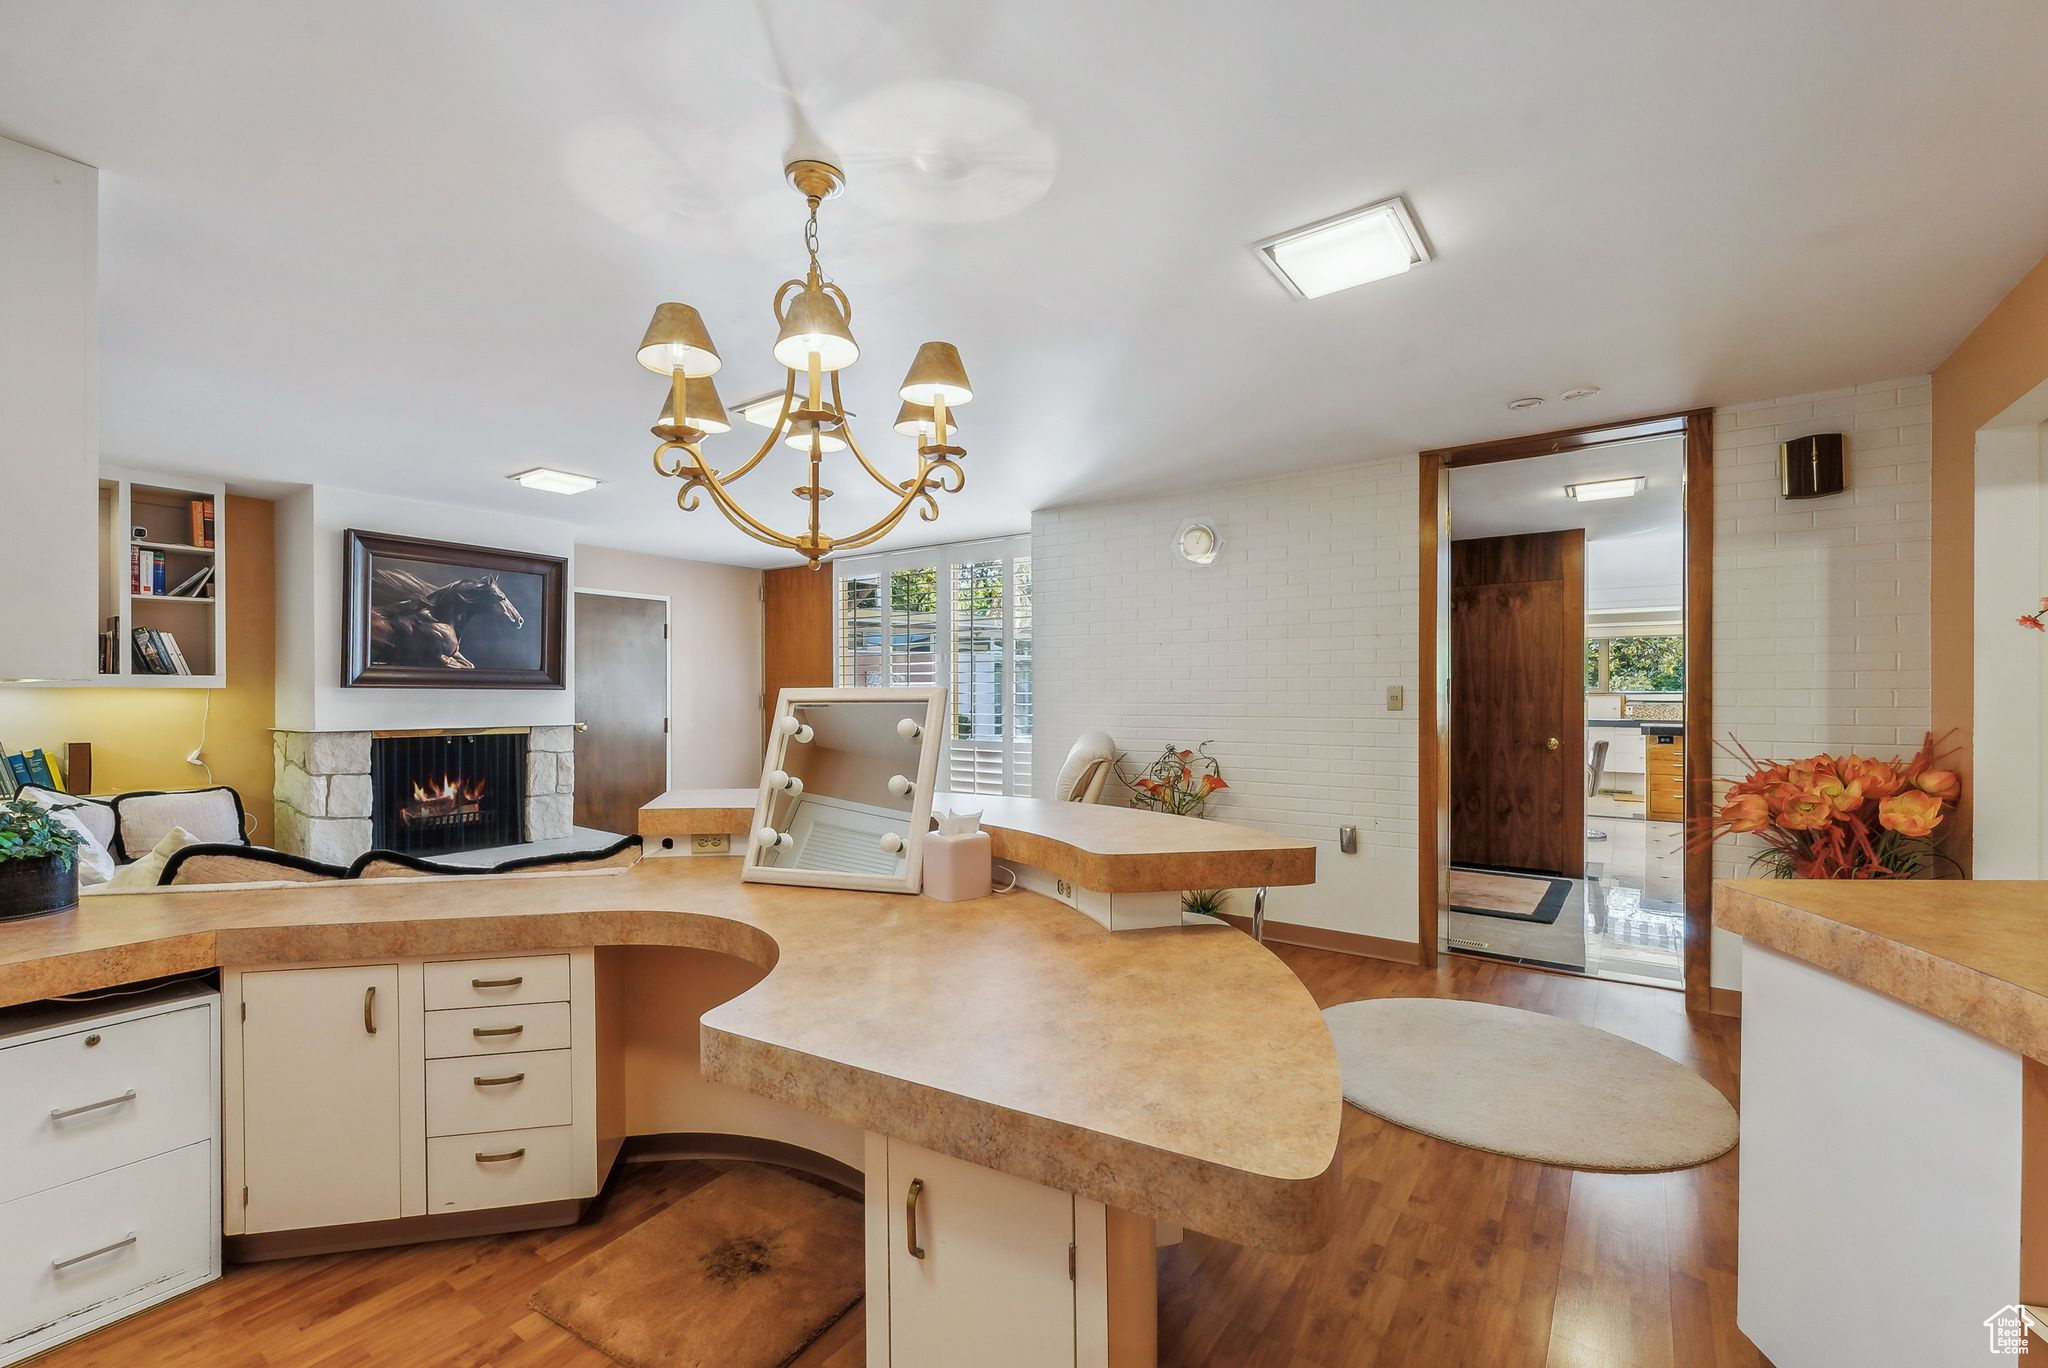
[[34, 946, 1759, 1368]]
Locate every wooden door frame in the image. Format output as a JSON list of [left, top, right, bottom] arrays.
[[573, 587, 673, 793], [1418, 409, 1715, 1011]]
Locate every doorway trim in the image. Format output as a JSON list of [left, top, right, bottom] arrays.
[[1417, 409, 1715, 1011]]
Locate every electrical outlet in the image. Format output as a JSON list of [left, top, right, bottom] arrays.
[[1385, 685, 1404, 712]]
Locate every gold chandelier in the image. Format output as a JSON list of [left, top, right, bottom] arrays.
[[637, 156, 973, 567]]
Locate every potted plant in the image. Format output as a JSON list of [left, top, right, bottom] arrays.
[[0, 795, 83, 920], [1695, 732, 1960, 878], [1117, 742, 1229, 817]]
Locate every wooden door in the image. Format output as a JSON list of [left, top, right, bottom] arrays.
[[240, 964, 402, 1233], [1450, 531, 1585, 875], [763, 565, 834, 746], [886, 1137, 1077, 1368], [573, 592, 669, 836]]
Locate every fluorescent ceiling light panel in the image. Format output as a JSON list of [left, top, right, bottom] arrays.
[[1564, 477, 1646, 502], [736, 392, 792, 428], [1256, 196, 1431, 299], [511, 467, 601, 495]]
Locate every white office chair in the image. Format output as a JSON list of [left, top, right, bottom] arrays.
[[1054, 730, 1116, 804]]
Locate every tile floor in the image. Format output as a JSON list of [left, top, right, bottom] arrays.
[[1444, 815, 1685, 986]]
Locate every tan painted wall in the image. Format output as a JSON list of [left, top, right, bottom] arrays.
[[0, 494, 278, 840], [1931, 248, 2048, 873]]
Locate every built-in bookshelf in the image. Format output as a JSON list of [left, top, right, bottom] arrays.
[[96, 468, 227, 687]]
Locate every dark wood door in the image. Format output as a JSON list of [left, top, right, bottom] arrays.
[[762, 565, 834, 745], [1450, 531, 1585, 875], [573, 592, 669, 837]]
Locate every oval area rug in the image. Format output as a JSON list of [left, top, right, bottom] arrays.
[[1323, 997, 1738, 1171]]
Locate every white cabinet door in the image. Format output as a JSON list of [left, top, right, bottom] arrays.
[[240, 965, 402, 1233], [885, 1138, 1075, 1368]]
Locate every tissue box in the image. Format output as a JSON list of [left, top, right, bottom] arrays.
[[924, 830, 992, 901]]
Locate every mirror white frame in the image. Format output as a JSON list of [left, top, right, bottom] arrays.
[[742, 685, 949, 894]]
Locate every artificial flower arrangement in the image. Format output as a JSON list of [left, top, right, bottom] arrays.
[[1697, 732, 1959, 879], [1118, 742, 1229, 817]]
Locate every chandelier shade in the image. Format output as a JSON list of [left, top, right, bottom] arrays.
[[771, 283, 859, 372], [653, 375, 731, 438], [637, 303, 722, 377], [637, 153, 974, 567], [898, 341, 973, 407], [893, 399, 957, 442]]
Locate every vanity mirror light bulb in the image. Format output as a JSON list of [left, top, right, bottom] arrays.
[[756, 825, 792, 850], [879, 832, 905, 855], [896, 718, 923, 741], [887, 774, 914, 797], [769, 770, 804, 794], [776, 715, 814, 743]]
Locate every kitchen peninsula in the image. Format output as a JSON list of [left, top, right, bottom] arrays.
[[0, 796, 1334, 1368], [1716, 879, 2048, 1366]]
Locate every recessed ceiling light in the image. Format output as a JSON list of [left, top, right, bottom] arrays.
[[1507, 396, 1545, 410], [735, 391, 791, 428], [1561, 386, 1601, 402], [1255, 195, 1432, 299], [510, 467, 602, 495], [1564, 476, 1646, 502]]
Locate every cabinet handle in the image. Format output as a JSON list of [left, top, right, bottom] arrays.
[[471, 976, 524, 990], [52, 1232, 136, 1271], [474, 1072, 526, 1088], [475, 1147, 527, 1164], [50, 1089, 137, 1121], [473, 1025, 524, 1039], [905, 1178, 926, 1260], [364, 985, 377, 1035]]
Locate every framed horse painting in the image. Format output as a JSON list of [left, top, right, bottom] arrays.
[[342, 530, 568, 689]]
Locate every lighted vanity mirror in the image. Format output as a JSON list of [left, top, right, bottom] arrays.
[[743, 686, 948, 893]]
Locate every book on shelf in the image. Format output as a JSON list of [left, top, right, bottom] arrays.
[[4, 752, 31, 788], [0, 746, 16, 799], [188, 496, 216, 549], [29, 750, 64, 792], [167, 564, 213, 598], [153, 552, 166, 594], [132, 627, 171, 674], [160, 631, 192, 675]]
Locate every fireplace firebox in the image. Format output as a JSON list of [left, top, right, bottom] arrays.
[[370, 733, 528, 856]]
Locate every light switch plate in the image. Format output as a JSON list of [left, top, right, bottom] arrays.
[[1386, 685, 1404, 711], [1338, 825, 1358, 854]]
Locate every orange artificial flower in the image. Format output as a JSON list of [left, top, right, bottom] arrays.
[[1912, 768, 1960, 803], [1878, 789, 1945, 837], [1721, 792, 1771, 834], [1834, 755, 1902, 801], [1813, 771, 1865, 815], [1770, 784, 1835, 831]]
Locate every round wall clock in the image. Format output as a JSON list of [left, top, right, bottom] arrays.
[[1175, 519, 1221, 565]]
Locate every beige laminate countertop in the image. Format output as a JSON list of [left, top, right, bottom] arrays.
[[0, 857, 1340, 1252], [638, 789, 1319, 893], [1716, 879, 2048, 1060]]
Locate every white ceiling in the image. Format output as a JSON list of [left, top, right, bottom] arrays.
[[3, 1, 2046, 567], [1449, 439, 1684, 611]]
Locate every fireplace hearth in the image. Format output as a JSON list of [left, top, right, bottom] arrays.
[[371, 732, 527, 856]]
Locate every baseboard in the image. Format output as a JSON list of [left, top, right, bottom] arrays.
[[618, 1131, 863, 1195], [1708, 986, 1742, 1018], [226, 1197, 588, 1262], [1220, 915, 1426, 966]]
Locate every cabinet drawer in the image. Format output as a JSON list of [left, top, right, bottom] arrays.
[[426, 1049, 572, 1137], [0, 1002, 214, 1206], [0, 1140, 215, 1358], [423, 1002, 572, 1059], [423, 954, 570, 1011], [426, 1126, 575, 1214]]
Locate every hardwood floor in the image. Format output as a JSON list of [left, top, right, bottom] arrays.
[[35, 945, 1758, 1368]]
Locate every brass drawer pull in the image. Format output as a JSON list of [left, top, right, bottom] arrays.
[[50, 1089, 137, 1121], [473, 1025, 524, 1039], [474, 1072, 526, 1088], [52, 1232, 136, 1270], [471, 976, 524, 990], [364, 985, 378, 1035], [475, 1147, 527, 1164], [905, 1177, 926, 1260]]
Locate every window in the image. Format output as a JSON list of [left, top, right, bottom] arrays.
[[1585, 634, 1684, 692], [835, 536, 1032, 795]]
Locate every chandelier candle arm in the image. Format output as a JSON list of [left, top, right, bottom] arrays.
[[637, 155, 975, 566]]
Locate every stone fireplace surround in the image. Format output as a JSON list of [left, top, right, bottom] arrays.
[[272, 726, 575, 865]]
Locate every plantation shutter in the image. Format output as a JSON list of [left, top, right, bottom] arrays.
[[833, 536, 1031, 795]]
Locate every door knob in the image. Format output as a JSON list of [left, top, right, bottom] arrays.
[[1545, 737, 1560, 751]]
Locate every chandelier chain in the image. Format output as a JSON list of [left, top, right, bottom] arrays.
[[803, 199, 822, 275]]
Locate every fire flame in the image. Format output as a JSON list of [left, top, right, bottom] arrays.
[[410, 775, 487, 805]]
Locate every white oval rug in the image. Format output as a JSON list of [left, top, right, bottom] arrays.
[[1323, 997, 1738, 1171]]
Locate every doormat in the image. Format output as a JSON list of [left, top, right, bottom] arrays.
[[530, 1164, 863, 1368], [1449, 865, 1573, 925]]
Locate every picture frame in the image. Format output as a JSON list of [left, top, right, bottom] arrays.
[[342, 529, 567, 689]]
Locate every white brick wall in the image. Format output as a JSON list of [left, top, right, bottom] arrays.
[[1032, 457, 1420, 941], [1709, 378, 1933, 984], [1031, 379, 1933, 982]]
